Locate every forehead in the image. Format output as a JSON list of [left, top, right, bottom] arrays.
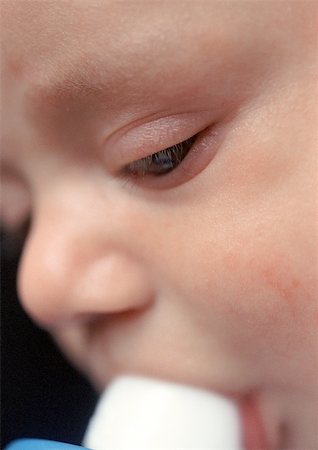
[[3, 1, 269, 86], [4, 1, 282, 119], [1, 3, 246, 130], [3, 1, 214, 80], [2, 1, 310, 101], [2, 2, 217, 116]]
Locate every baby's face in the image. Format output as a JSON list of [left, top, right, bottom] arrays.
[[2, 1, 317, 448]]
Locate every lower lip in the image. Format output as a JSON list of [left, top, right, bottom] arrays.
[[240, 392, 270, 450]]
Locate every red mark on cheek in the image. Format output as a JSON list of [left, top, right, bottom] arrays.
[[261, 265, 303, 311]]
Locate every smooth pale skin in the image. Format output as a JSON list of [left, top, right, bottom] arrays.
[[1, 1, 318, 448]]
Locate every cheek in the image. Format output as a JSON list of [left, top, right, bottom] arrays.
[[257, 260, 312, 316], [170, 211, 317, 347], [245, 256, 314, 337], [217, 244, 315, 324]]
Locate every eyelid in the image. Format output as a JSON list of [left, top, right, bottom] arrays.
[[120, 123, 224, 191], [103, 110, 215, 172]]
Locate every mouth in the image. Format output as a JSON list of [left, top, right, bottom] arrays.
[[60, 317, 283, 449], [93, 370, 279, 450], [85, 373, 277, 450], [239, 391, 272, 450], [83, 351, 279, 448]]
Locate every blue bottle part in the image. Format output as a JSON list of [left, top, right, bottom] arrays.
[[4, 439, 90, 450]]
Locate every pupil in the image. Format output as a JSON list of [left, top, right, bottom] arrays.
[[150, 136, 196, 175], [153, 153, 175, 170], [125, 135, 196, 177]]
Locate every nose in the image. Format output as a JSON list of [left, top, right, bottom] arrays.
[[18, 206, 154, 328]]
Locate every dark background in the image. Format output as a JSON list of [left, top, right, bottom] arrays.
[[1, 231, 98, 448]]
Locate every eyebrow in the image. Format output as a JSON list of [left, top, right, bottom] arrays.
[[23, 58, 126, 149], [26, 60, 114, 114]]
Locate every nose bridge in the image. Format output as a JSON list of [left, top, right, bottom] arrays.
[[18, 197, 154, 328]]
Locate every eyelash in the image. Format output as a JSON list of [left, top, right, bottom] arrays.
[[116, 122, 224, 191], [123, 134, 197, 179]]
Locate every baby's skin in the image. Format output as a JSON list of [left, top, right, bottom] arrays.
[[1, 1, 317, 449]]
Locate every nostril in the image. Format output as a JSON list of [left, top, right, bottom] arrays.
[[73, 312, 103, 325], [83, 307, 150, 344]]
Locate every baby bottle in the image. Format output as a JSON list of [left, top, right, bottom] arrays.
[[6, 375, 243, 449]]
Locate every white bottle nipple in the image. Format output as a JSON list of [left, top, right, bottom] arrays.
[[83, 375, 243, 450]]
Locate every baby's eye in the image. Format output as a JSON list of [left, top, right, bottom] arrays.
[[124, 135, 197, 178]]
